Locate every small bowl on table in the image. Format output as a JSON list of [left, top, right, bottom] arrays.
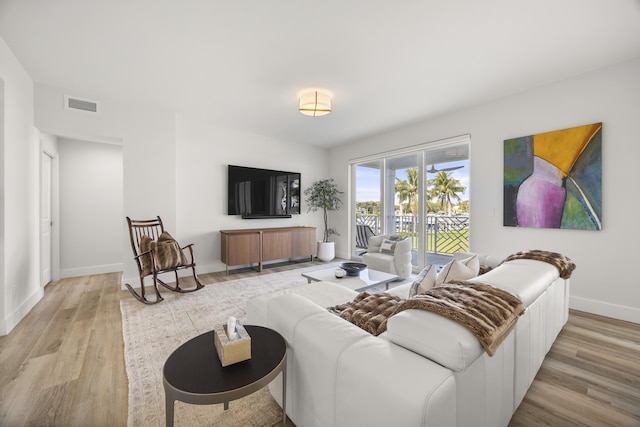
[[339, 262, 367, 277]]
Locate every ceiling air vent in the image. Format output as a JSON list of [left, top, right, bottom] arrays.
[[64, 95, 99, 114]]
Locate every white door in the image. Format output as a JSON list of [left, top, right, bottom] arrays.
[[41, 151, 53, 286]]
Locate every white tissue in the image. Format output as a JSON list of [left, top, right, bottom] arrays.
[[226, 316, 238, 340]]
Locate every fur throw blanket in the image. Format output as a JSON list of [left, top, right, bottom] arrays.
[[505, 249, 576, 279], [330, 292, 403, 336], [331, 282, 524, 356], [395, 281, 524, 356]]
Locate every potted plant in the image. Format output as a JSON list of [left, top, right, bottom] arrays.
[[304, 178, 343, 262]]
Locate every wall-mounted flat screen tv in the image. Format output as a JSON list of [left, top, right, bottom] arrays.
[[227, 165, 301, 218]]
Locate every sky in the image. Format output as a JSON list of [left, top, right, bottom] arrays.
[[355, 160, 469, 204]]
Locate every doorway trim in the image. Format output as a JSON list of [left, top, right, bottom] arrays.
[[40, 139, 60, 285]]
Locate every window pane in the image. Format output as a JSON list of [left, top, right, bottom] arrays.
[[387, 153, 420, 267], [426, 144, 470, 265], [354, 161, 381, 253]]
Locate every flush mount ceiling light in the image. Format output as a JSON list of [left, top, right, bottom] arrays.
[[298, 89, 332, 117]]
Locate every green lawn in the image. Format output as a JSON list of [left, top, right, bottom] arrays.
[[400, 229, 469, 255]]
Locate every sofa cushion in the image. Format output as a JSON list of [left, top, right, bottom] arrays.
[[386, 308, 484, 372], [408, 264, 437, 297], [362, 252, 396, 273], [472, 259, 559, 307], [385, 282, 412, 300], [246, 281, 357, 326], [436, 254, 479, 286], [335, 336, 456, 426], [266, 294, 371, 426], [454, 252, 504, 269]]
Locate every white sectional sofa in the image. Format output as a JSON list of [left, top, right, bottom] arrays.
[[246, 253, 571, 427]]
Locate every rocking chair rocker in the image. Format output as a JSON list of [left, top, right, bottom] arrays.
[[124, 216, 204, 304]]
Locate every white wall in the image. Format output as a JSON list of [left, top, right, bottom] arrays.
[[33, 89, 331, 285], [330, 58, 640, 323], [175, 113, 329, 273], [34, 84, 177, 285], [0, 37, 41, 335], [58, 138, 123, 277]]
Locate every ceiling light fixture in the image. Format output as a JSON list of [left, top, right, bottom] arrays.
[[298, 89, 332, 117]]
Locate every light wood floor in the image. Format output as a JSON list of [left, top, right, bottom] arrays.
[[0, 264, 638, 426]]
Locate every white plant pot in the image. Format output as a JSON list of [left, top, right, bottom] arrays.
[[316, 241, 335, 262]]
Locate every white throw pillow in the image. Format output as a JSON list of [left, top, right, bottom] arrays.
[[435, 255, 479, 286], [408, 265, 437, 297], [379, 239, 397, 255]]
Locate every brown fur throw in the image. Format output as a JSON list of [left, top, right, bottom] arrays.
[[478, 265, 493, 275], [330, 292, 403, 336], [138, 232, 189, 277], [138, 235, 154, 276], [331, 282, 524, 356], [396, 281, 525, 356], [505, 249, 576, 279]]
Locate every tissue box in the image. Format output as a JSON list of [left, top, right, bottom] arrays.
[[214, 322, 251, 367]]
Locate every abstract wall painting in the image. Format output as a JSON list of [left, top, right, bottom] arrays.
[[504, 122, 602, 230]]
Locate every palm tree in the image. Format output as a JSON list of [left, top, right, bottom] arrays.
[[395, 168, 419, 215], [428, 171, 466, 215]]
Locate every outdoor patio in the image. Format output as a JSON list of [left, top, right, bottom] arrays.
[[355, 214, 468, 269]]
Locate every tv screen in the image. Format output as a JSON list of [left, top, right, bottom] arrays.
[[227, 165, 301, 218]]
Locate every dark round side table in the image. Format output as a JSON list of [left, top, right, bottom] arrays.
[[163, 325, 287, 427]]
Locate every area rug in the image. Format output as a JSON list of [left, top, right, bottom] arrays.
[[120, 265, 336, 427]]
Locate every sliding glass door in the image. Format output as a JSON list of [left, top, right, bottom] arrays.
[[386, 152, 422, 269], [351, 135, 470, 271], [354, 160, 382, 253], [425, 144, 470, 266]]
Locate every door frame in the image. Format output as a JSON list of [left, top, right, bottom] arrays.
[[40, 140, 60, 286]]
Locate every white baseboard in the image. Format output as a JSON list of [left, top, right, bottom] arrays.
[[60, 263, 123, 279], [199, 261, 226, 275], [570, 295, 640, 324], [0, 286, 44, 336]]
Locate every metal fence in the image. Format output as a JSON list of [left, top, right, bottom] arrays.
[[356, 214, 469, 255]]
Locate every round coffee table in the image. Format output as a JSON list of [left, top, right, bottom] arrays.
[[163, 325, 287, 427]]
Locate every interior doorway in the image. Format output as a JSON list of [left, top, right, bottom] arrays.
[[39, 134, 123, 282], [57, 138, 123, 278], [40, 150, 53, 286]]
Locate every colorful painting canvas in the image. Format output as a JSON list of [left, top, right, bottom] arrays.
[[504, 122, 602, 230]]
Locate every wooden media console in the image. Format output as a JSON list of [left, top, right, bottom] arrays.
[[220, 226, 317, 273]]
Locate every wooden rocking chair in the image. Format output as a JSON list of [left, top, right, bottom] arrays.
[[124, 216, 204, 304]]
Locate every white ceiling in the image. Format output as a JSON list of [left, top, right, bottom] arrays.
[[1, 0, 639, 148]]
